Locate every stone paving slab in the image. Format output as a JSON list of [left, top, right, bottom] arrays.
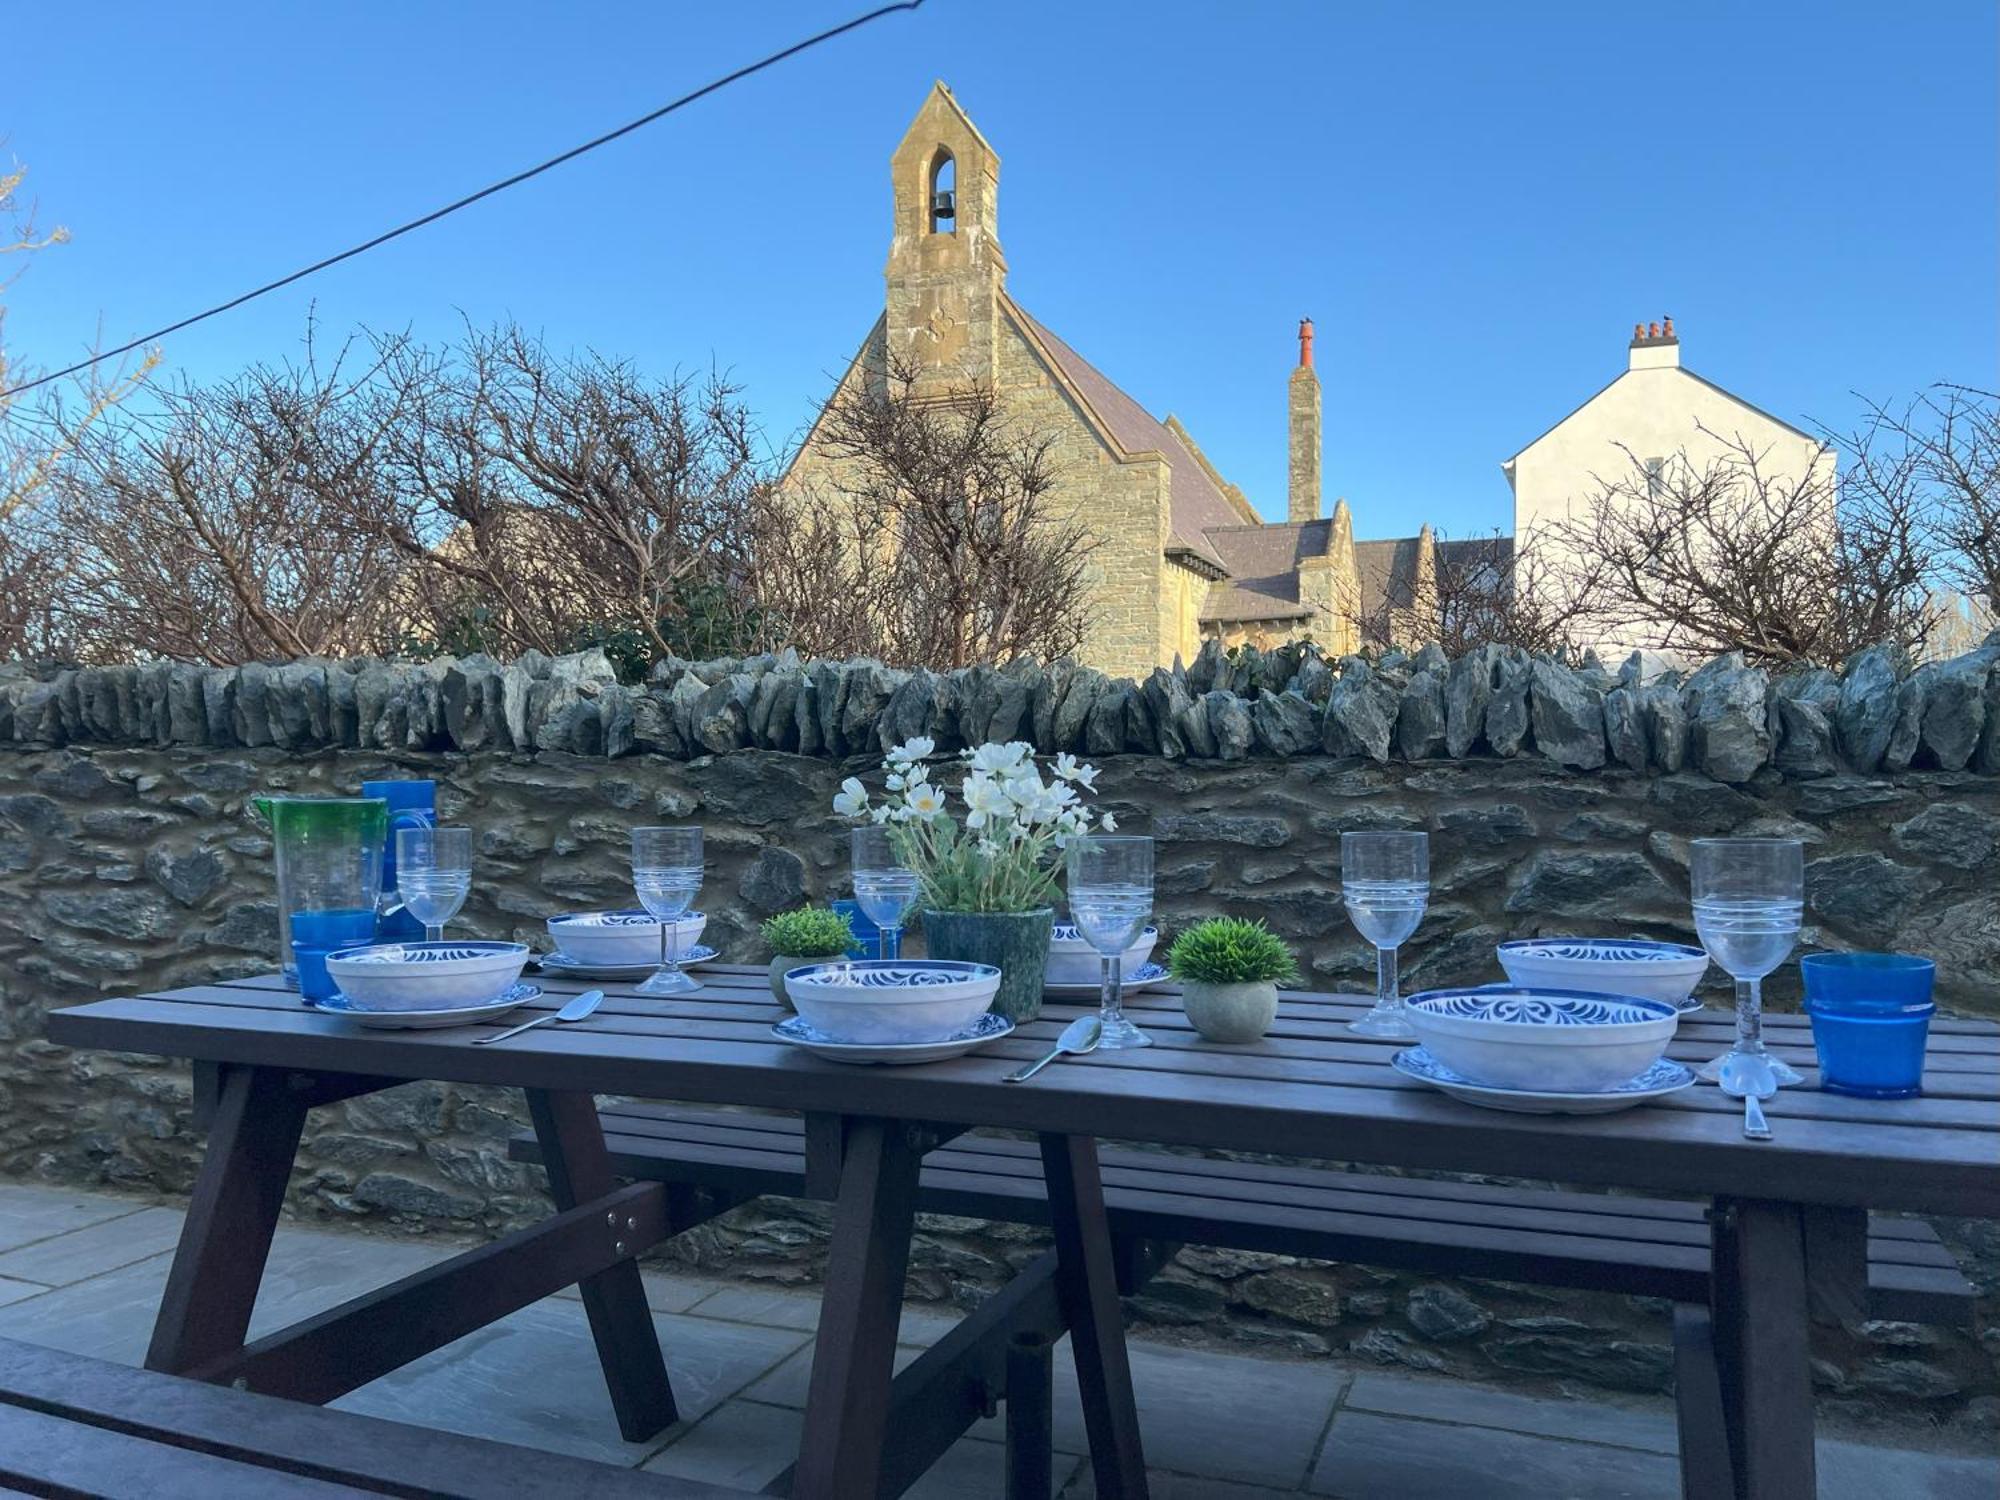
[[334, 1299, 808, 1467], [1343, 1368, 1679, 1455], [0, 1183, 147, 1253], [1308, 1408, 1682, 1499], [0, 1204, 185, 1286]]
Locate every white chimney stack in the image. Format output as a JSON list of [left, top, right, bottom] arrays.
[[1628, 316, 1681, 370]]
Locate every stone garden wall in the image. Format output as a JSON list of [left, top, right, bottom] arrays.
[[1, 638, 1997, 1432]]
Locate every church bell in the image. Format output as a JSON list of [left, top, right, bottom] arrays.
[[931, 189, 956, 222]]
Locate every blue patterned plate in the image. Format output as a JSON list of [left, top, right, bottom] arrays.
[[771, 1011, 1015, 1065], [1044, 961, 1171, 998], [1391, 1046, 1695, 1115], [306, 982, 542, 1030]]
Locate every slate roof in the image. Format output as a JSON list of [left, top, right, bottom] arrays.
[[1008, 301, 1244, 571], [1354, 536, 1422, 636], [1198, 520, 1332, 622]]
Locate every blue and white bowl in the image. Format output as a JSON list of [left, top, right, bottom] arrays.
[[784, 960, 1002, 1044], [547, 909, 707, 968], [1048, 923, 1158, 987], [323, 941, 531, 1012], [1403, 986, 1679, 1094], [1496, 938, 1709, 1011]]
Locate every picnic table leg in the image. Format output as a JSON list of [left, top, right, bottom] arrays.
[[793, 1115, 923, 1500], [1041, 1132, 1149, 1500], [525, 1089, 678, 1441], [1710, 1197, 1815, 1500], [146, 1064, 311, 1375]]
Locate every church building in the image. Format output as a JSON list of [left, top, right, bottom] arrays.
[[787, 83, 1432, 680]]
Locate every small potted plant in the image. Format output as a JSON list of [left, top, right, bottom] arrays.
[[833, 738, 1114, 1023], [1166, 917, 1301, 1043], [761, 907, 857, 1005]]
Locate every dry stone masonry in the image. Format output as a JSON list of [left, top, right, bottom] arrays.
[[2, 639, 1998, 1433], [5, 635, 1999, 783]]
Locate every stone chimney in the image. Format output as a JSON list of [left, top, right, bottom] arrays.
[[1288, 318, 1321, 523], [1628, 315, 1680, 371]]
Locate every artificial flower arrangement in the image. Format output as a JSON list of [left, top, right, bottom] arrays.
[[832, 738, 1115, 915]]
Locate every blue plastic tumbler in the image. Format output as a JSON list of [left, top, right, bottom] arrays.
[[1800, 952, 1935, 1099], [363, 779, 436, 944], [829, 899, 881, 959]]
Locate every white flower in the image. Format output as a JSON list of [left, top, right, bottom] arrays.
[[887, 736, 935, 766], [885, 771, 906, 793], [1071, 761, 1100, 790], [902, 762, 930, 787], [832, 777, 869, 817], [1100, 811, 1118, 832], [967, 741, 1030, 774], [907, 784, 944, 817], [870, 805, 894, 825], [962, 775, 1012, 820], [1053, 752, 1083, 782], [976, 838, 999, 858]]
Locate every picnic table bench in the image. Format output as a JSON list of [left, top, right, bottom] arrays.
[[0, 1335, 745, 1499], [44, 962, 2000, 1500]]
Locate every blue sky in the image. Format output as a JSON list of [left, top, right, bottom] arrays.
[[5, 1, 1995, 538]]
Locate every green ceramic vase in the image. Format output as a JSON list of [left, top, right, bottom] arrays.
[[920, 907, 1053, 1024]]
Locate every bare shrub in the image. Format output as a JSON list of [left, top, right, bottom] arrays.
[[1540, 429, 1938, 665], [372, 326, 766, 673], [760, 356, 1096, 667]]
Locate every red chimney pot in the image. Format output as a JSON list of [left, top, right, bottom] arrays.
[[1662, 315, 1676, 339], [1298, 318, 1315, 368]]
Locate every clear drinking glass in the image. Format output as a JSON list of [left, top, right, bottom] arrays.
[[1066, 835, 1155, 1050], [633, 826, 703, 997], [1692, 837, 1805, 1087], [396, 825, 471, 944], [851, 826, 918, 961], [1342, 831, 1429, 1039]]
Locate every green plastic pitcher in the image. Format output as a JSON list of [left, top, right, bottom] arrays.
[[252, 796, 389, 979]]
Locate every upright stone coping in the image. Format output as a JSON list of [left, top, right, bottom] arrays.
[[4, 634, 1999, 781]]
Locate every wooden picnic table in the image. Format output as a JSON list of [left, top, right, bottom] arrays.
[[46, 964, 2000, 1500]]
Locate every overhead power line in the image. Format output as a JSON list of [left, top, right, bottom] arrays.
[[1, 0, 925, 401]]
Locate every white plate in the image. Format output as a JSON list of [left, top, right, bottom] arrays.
[[1390, 1046, 1696, 1115], [536, 945, 719, 979], [771, 1011, 1015, 1065], [1042, 961, 1172, 999], [306, 982, 542, 1030]]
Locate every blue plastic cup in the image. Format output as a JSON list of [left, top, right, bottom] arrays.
[[829, 899, 882, 959], [1800, 953, 1935, 1099], [292, 940, 342, 1001]]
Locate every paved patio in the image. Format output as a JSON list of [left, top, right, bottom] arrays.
[[0, 1181, 1990, 1499]]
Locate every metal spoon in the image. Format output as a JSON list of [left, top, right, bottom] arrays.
[[474, 989, 604, 1046], [1006, 1014, 1103, 1082], [1718, 1052, 1776, 1140]]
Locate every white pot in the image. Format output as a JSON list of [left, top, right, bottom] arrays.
[[1181, 979, 1279, 1044]]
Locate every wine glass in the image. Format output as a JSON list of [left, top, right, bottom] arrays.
[[396, 826, 471, 944], [633, 826, 703, 996], [1692, 838, 1804, 1087], [851, 827, 918, 961], [1066, 835, 1154, 1050], [1342, 831, 1429, 1039]]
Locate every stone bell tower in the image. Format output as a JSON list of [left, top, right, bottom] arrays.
[[886, 82, 1007, 391]]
